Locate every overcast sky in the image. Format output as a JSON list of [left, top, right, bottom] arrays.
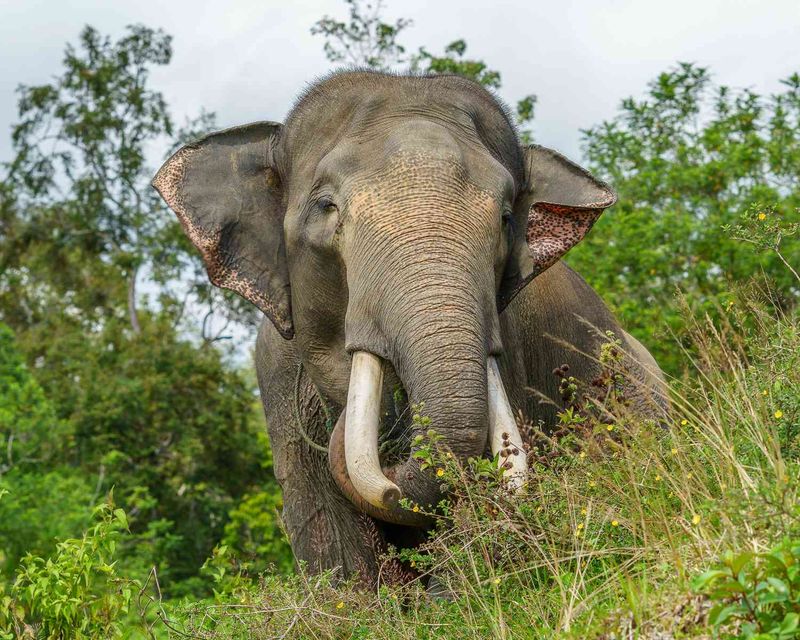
[[1, 0, 799, 165]]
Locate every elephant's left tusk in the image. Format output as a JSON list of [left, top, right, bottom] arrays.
[[487, 356, 527, 490]]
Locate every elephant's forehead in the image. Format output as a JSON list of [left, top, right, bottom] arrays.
[[344, 151, 500, 222]]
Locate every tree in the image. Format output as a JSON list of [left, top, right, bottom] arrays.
[[311, 0, 536, 141], [310, 0, 412, 69], [2, 25, 257, 342], [570, 63, 800, 374]]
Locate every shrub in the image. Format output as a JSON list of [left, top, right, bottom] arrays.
[[0, 502, 134, 639]]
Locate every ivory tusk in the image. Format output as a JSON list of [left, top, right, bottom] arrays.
[[487, 356, 528, 490], [344, 351, 402, 509]]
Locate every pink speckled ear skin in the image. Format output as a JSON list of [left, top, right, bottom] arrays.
[[152, 122, 294, 339], [498, 145, 616, 311]]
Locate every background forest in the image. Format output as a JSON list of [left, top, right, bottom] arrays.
[[0, 1, 799, 637]]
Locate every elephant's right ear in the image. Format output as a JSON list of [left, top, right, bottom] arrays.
[[497, 145, 616, 311], [153, 122, 293, 339]]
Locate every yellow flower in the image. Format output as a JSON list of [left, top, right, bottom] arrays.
[[680, 419, 688, 426], [412, 505, 420, 513], [493, 577, 501, 585], [687, 472, 693, 479], [775, 410, 784, 419], [671, 448, 678, 455], [758, 212, 767, 221], [580, 507, 587, 515], [446, 452, 453, 458], [762, 389, 768, 396], [577, 522, 584, 530], [336, 601, 345, 610], [536, 506, 543, 512], [691, 514, 701, 525], [589, 480, 597, 488], [655, 474, 662, 481], [611, 520, 619, 527], [606, 424, 614, 432], [436, 468, 444, 477], [579, 451, 586, 459]]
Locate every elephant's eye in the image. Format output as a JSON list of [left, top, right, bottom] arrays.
[[317, 197, 338, 215], [501, 208, 515, 247]]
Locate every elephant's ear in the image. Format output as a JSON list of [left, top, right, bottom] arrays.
[[152, 122, 294, 339], [497, 145, 616, 311]]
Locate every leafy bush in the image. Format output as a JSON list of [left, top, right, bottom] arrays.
[[0, 502, 134, 640], [693, 540, 800, 639]]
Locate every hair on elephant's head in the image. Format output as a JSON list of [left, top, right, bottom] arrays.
[[153, 71, 615, 525]]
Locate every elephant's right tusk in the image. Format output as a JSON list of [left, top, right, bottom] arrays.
[[487, 356, 527, 490], [344, 351, 402, 510]]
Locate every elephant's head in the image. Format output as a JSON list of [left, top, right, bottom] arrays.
[[153, 71, 615, 525]]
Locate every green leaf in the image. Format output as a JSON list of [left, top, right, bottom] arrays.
[[779, 612, 799, 636], [692, 568, 731, 592], [113, 508, 127, 529], [708, 602, 749, 626]]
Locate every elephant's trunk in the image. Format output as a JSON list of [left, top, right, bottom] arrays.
[[334, 262, 527, 520]]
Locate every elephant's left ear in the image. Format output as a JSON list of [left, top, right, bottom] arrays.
[[152, 122, 294, 339], [497, 145, 616, 311]]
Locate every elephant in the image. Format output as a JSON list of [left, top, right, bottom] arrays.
[[153, 70, 667, 584]]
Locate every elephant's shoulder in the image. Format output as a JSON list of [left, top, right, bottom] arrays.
[[522, 261, 612, 318]]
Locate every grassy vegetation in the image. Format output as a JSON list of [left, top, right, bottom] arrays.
[[137, 278, 797, 639]]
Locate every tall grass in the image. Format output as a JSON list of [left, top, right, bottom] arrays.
[[164, 288, 799, 639]]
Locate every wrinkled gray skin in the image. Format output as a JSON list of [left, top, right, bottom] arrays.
[[154, 71, 667, 584]]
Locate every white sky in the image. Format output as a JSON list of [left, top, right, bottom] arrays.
[[1, 0, 799, 166]]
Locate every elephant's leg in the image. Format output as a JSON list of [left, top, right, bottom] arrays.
[[255, 322, 383, 583]]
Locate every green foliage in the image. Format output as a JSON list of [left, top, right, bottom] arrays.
[[27, 313, 275, 593], [726, 202, 800, 285], [692, 540, 800, 638], [573, 63, 800, 374], [1, 11, 799, 639], [0, 502, 134, 640], [412, 39, 502, 88], [6, 25, 176, 330], [221, 483, 294, 576], [0, 469, 94, 580], [0, 323, 63, 473]]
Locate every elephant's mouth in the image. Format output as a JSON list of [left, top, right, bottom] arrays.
[[327, 352, 528, 527]]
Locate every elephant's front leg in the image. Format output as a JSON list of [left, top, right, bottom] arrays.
[[255, 336, 382, 582]]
